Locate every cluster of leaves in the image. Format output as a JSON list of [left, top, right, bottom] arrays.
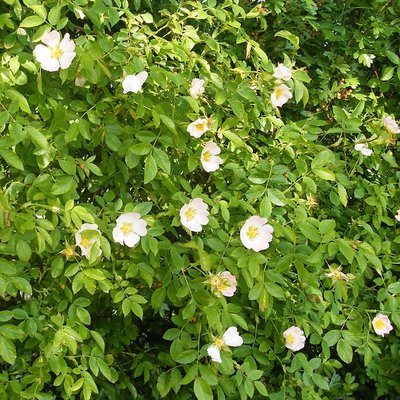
[[0, 0, 399, 399]]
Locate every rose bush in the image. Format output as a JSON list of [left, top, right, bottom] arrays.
[[0, 0, 399, 399]]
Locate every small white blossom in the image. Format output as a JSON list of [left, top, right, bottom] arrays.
[[75, 8, 85, 19], [33, 30, 76, 72], [122, 71, 148, 94], [382, 116, 400, 134], [273, 64, 292, 81], [372, 314, 393, 337], [395, 209, 400, 222], [271, 84, 293, 108], [180, 198, 209, 232], [360, 54, 375, 67], [75, 223, 102, 260], [201, 141, 223, 172], [187, 118, 209, 138], [189, 78, 205, 99], [240, 216, 273, 252], [325, 268, 349, 282], [112, 212, 147, 247], [354, 143, 372, 156], [207, 327, 243, 363], [283, 326, 306, 351], [209, 271, 237, 297]]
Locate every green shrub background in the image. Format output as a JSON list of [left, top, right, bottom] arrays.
[[0, 0, 399, 398]]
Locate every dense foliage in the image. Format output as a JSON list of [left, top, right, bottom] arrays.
[[0, 0, 399, 399]]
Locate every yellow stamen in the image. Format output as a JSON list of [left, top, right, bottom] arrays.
[[286, 333, 295, 346], [374, 319, 385, 330], [63, 246, 76, 258], [185, 207, 196, 221], [51, 47, 63, 60], [214, 337, 225, 348], [195, 123, 205, 132], [246, 226, 259, 240], [275, 87, 284, 99], [202, 151, 211, 162], [121, 223, 132, 234], [80, 236, 92, 249]]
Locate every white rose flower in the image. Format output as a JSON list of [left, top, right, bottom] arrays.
[[395, 209, 400, 222], [354, 142, 372, 156], [75, 223, 102, 259], [207, 326, 243, 363], [271, 84, 293, 108], [122, 71, 148, 94], [112, 212, 147, 247], [372, 314, 393, 337], [201, 141, 223, 172], [209, 271, 237, 297], [240, 216, 273, 252], [187, 118, 209, 138], [273, 64, 292, 81], [180, 198, 209, 232], [33, 30, 76, 72], [283, 326, 306, 351], [382, 116, 400, 134], [325, 268, 349, 282], [189, 78, 205, 99]]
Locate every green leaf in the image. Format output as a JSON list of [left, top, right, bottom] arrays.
[[0, 149, 24, 170], [337, 339, 353, 364], [52, 177, 75, 195], [337, 183, 348, 207], [1, 324, 24, 340], [130, 142, 152, 155], [313, 168, 336, 181], [16, 239, 32, 261], [144, 155, 157, 184], [387, 50, 400, 64], [72, 206, 95, 224], [6, 89, 31, 114], [194, 377, 213, 400], [20, 15, 44, 27], [0, 335, 16, 364], [323, 330, 340, 346], [338, 239, 354, 263], [27, 126, 48, 148], [48, 5, 62, 25], [153, 148, 171, 174], [91, 331, 105, 352], [274, 30, 299, 50], [173, 349, 198, 364], [157, 372, 171, 398], [299, 221, 320, 242], [312, 373, 330, 391], [83, 268, 106, 280]]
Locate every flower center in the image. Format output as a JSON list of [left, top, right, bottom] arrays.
[[275, 87, 284, 99], [286, 333, 295, 345], [374, 319, 385, 330], [246, 226, 259, 240], [214, 337, 225, 348], [80, 236, 92, 249], [121, 223, 132, 234], [185, 207, 197, 221], [202, 151, 211, 162], [195, 122, 205, 132], [51, 46, 63, 60], [64, 246, 76, 258]]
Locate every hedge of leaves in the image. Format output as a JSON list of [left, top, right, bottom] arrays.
[[0, 0, 400, 399]]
